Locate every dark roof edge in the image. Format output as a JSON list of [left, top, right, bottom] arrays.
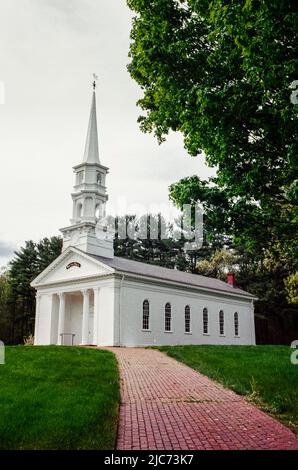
[[113, 267, 256, 300]]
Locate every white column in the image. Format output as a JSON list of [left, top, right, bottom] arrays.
[[57, 293, 65, 345], [34, 294, 41, 345], [81, 289, 90, 345], [250, 300, 256, 345], [93, 288, 100, 346]]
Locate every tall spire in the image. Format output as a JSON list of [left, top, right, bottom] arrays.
[[83, 90, 100, 164], [60, 81, 113, 258]]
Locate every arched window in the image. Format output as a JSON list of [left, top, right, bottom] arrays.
[[142, 300, 149, 330], [97, 172, 102, 185], [84, 197, 93, 216], [95, 203, 103, 220], [234, 312, 239, 336], [203, 308, 208, 334], [219, 310, 224, 335], [185, 306, 191, 333], [165, 303, 171, 331], [76, 202, 83, 218]]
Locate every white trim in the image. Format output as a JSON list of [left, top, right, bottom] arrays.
[[31, 246, 115, 287], [34, 278, 115, 297], [31, 247, 256, 302], [33, 273, 114, 290]]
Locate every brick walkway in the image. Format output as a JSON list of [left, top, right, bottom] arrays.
[[110, 347, 298, 450]]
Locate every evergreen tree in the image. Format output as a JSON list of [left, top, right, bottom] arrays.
[[7, 237, 62, 343]]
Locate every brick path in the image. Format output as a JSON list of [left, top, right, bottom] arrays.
[[110, 347, 298, 450]]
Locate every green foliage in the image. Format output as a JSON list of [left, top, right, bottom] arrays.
[[0, 272, 12, 342], [169, 176, 232, 245], [196, 248, 238, 279], [127, 0, 298, 266], [169, 175, 297, 315], [284, 272, 298, 304], [1, 237, 63, 344], [0, 346, 119, 449], [36, 237, 63, 273], [9, 237, 63, 297], [157, 345, 298, 431], [128, 0, 298, 193]]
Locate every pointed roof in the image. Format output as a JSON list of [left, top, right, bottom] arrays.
[[83, 91, 100, 164]]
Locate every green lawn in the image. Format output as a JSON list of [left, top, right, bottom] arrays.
[[157, 345, 298, 432], [0, 346, 119, 450]]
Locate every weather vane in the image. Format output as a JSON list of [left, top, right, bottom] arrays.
[[92, 73, 98, 90]]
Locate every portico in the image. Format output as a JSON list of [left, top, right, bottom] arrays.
[[33, 284, 104, 346], [55, 289, 97, 346]]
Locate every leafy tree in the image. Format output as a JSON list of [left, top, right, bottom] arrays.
[[127, 0, 298, 263], [196, 249, 238, 280], [169, 176, 232, 245], [284, 272, 298, 305]]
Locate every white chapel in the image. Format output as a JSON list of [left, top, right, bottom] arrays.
[[32, 87, 256, 347]]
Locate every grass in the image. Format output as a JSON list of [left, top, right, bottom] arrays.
[[157, 345, 298, 432], [0, 346, 119, 450]]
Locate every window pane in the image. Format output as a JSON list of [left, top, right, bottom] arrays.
[[143, 300, 149, 330], [219, 310, 224, 335], [234, 312, 239, 336], [203, 308, 208, 334], [185, 306, 190, 333], [165, 303, 171, 331]]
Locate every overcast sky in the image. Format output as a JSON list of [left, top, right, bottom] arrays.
[[0, 0, 214, 267]]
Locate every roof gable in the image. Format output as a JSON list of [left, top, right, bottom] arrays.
[[31, 247, 114, 287]]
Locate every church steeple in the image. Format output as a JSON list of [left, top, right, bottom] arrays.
[[83, 91, 100, 164], [60, 82, 114, 258]]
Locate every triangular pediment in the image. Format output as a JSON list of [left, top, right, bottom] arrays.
[[31, 247, 114, 287]]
